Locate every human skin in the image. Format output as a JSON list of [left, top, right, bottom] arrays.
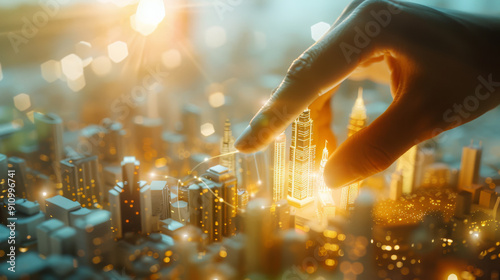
[[234, 0, 500, 189]]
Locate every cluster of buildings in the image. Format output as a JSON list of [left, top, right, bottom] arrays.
[[1, 90, 500, 279]]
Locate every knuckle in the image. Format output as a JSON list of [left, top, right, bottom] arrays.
[[285, 50, 319, 83], [362, 140, 395, 174]]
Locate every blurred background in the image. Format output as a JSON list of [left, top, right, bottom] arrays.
[[1, 0, 500, 178]]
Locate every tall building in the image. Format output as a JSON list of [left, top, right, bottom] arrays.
[[341, 88, 367, 210], [133, 117, 163, 170], [389, 171, 403, 200], [458, 141, 482, 189], [34, 112, 64, 185], [317, 140, 329, 193], [7, 157, 30, 200], [273, 132, 287, 202], [220, 119, 236, 174], [347, 87, 367, 137], [0, 154, 7, 200], [396, 145, 419, 194], [181, 104, 202, 151], [204, 165, 238, 236], [108, 157, 151, 238], [74, 210, 114, 268], [288, 109, 315, 207], [60, 154, 101, 208], [317, 142, 336, 219]]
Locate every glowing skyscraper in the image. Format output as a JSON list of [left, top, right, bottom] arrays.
[[458, 141, 482, 190], [347, 88, 367, 137], [273, 132, 287, 202], [396, 145, 419, 194], [220, 119, 236, 174], [317, 141, 335, 219], [317, 141, 329, 193], [341, 88, 366, 210], [288, 109, 315, 208]]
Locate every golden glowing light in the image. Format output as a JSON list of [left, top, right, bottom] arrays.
[[209, 92, 225, 108], [201, 123, 215, 137], [448, 274, 458, 280], [134, 0, 166, 36], [14, 93, 31, 112]]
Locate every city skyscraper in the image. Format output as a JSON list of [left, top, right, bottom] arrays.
[[341, 88, 367, 210], [347, 87, 367, 137], [204, 165, 238, 236], [34, 112, 64, 186], [458, 141, 482, 190], [60, 154, 102, 208], [273, 132, 287, 202], [108, 157, 151, 238], [317, 140, 329, 193], [317, 141, 336, 219], [220, 119, 236, 174], [396, 145, 419, 194], [288, 109, 315, 207]]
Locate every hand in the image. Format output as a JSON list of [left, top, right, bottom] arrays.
[[234, 0, 500, 189]]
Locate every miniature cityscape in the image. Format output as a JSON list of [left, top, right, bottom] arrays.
[[1, 87, 499, 280]]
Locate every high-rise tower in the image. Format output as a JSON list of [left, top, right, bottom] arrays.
[[347, 87, 367, 137], [458, 141, 482, 190], [341, 88, 367, 210], [273, 132, 287, 202], [220, 119, 236, 174], [288, 109, 315, 208], [318, 140, 329, 193]]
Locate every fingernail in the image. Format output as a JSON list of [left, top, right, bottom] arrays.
[[234, 125, 253, 151]]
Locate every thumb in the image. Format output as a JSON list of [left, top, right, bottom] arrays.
[[324, 95, 431, 189]]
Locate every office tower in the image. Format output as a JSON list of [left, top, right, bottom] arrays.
[[245, 198, 272, 274], [458, 141, 482, 189], [7, 157, 30, 200], [181, 104, 202, 151], [36, 219, 65, 256], [133, 116, 162, 170], [455, 191, 472, 219], [493, 197, 500, 221], [108, 157, 151, 238], [389, 171, 403, 200], [236, 150, 272, 195], [273, 132, 287, 202], [187, 181, 222, 243], [317, 141, 336, 218], [80, 119, 125, 165], [340, 182, 360, 211], [74, 210, 114, 268], [45, 195, 82, 225], [204, 165, 238, 235], [288, 109, 315, 207], [396, 145, 419, 194], [60, 154, 101, 208], [12, 199, 45, 245], [421, 163, 450, 188], [341, 191, 375, 280], [347, 88, 367, 137], [0, 154, 6, 200], [34, 112, 63, 185], [150, 181, 170, 227], [479, 189, 497, 209], [317, 141, 329, 193], [340, 88, 367, 210], [271, 199, 292, 230], [162, 132, 188, 177], [237, 189, 248, 210], [170, 200, 188, 224], [220, 119, 236, 174]]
